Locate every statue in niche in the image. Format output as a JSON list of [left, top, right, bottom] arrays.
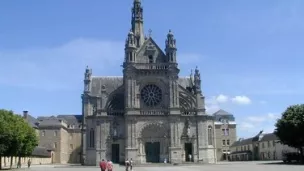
[[113, 119, 119, 137], [184, 118, 191, 137], [187, 124, 191, 137], [113, 127, 117, 137]]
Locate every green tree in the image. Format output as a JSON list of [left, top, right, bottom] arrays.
[[274, 104, 304, 162], [0, 110, 15, 170], [0, 109, 39, 169]]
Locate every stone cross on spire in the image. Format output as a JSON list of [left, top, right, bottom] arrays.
[[148, 29, 152, 37]]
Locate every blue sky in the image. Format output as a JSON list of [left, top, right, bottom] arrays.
[[0, 0, 304, 138]]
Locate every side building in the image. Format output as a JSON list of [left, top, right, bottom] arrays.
[[229, 131, 298, 161], [37, 114, 82, 164], [213, 110, 237, 161]]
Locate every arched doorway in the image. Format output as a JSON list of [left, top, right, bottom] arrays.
[[139, 123, 169, 163]]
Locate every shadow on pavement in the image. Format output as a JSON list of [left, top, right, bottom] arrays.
[[258, 162, 304, 165]]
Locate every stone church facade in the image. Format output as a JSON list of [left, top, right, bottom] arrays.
[[81, 0, 216, 165]]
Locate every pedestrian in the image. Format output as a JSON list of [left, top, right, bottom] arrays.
[[107, 160, 113, 171], [27, 159, 31, 168], [129, 158, 133, 171], [99, 159, 107, 171], [189, 154, 192, 162], [125, 158, 130, 171], [17, 160, 21, 168]]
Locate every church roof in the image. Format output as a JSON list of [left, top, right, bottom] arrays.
[[90, 76, 192, 96]]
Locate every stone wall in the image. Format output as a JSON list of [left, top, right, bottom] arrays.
[[1, 156, 52, 168]]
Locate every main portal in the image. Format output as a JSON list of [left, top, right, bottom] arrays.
[[145, 142, 160, 163]]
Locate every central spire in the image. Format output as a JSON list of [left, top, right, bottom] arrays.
[[131, 0, 144, 47]]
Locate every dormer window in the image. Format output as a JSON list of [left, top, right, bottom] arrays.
[[148, 55, 153, 63]]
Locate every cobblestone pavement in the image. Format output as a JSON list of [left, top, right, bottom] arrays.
[[19, 161, 304, 171]]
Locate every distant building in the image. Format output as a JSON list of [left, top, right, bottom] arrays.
[[229, 131, 298, 161], [213, 110, 237, 161], [23, 111, 82, 164]]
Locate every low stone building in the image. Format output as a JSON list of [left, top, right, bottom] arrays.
[[22, 111, 82, 164], [229, 131, 298, 161]]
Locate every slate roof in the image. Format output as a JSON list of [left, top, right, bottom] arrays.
[[230, 137, 255, 147], [25, 114, 39, 129], [90, 76, 191, 96], [38, 116, 66, 128], [260, 133, 278, 141], [231, 132, 278, 147], [213, 109, 232, 116], [57, 115, 82, 128], [31, 146, 51, 157]]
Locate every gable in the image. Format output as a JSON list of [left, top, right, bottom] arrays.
[[136, 37, 167, 63]]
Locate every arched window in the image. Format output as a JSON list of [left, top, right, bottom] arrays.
[[89, 128, 95, 148], [208, 126, 213, 145]]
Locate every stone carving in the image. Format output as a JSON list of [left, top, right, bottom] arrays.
[[112, 118, 119, 137]]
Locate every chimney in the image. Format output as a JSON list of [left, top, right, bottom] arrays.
[[23, 111, 28, 119]]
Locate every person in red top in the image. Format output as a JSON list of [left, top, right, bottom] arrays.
[[99, 159, 107, 171], [107, 160, 113, 171]]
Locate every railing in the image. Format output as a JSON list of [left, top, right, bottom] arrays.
[[133, 63, 177, 70], [181, 110, 197, 116], [107, 110, 124, 116], [140, 110, 169, 115]]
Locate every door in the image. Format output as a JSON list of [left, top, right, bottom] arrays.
[[111, 144, 120, 163], [145, 142, 160, 163], [184, 143, 193, 162]]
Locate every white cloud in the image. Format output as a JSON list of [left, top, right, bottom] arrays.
[[239, 122, 255, 130], [239, 112, 280, 136], [247, 116, 266, 123], [231, 95, 251, 105], [216, 94, 229, 103]]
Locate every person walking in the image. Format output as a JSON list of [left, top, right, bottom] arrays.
[[129, 158, 133, 171], [107, 160, 113, 171], [27, 159, 31, 168], [99, 159, 107, 171], [125, 158, 130, 171]]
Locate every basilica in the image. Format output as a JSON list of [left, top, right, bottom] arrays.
[[81, 0, 217, 165]]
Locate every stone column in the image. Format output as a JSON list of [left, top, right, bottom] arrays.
[[125, 118, 138, 163], [169, 118, 182, 163]]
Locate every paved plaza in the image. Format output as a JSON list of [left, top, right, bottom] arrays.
[[20, 161, 304, 171]]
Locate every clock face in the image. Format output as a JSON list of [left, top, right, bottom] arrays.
[[140, 84, 162, 107]]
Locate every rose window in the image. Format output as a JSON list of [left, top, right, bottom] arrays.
[[140, 84, 162, 107]]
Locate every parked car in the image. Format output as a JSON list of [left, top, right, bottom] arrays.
[[282, 152, 301, 163]]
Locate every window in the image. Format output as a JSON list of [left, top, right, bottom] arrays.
[[208, 126, 213, 145], [41, 130, 45, 136], [268, 141, 270, 147], [222, 140, 226, 146], [89, 128, 95, 148], [226, 129, 229, 136], [69, 134, 73, 140], [227, 140, 230, 146], [262, 142, 265, 148], [222, 129, 225, 135], [54, 131, 57, 136], [148, 55, 153, 63], [53, 142, 57, 149], [70, 144, 73, 150], [129, 52, 133, 61]]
